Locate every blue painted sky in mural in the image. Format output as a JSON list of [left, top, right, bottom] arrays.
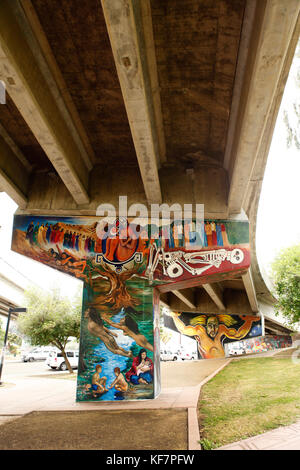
[[248, 325, 262, 337]]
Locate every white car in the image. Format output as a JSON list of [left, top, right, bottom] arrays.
[[160, 350, 177, 361], [22, 347, 56, 362], [229, 348, 246, 356], [160, 349, 196, 361], [179, 350, 197, 361], [46, 350, 79, 371]]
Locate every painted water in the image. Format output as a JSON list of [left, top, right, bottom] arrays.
[[76, 309, 154, 401]]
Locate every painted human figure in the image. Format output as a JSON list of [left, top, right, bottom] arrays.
[[75, 233, 79, 251], [170, 312, 256, 359], [50, 225, 56, 243], [46, 224, 52, 243], [103, 315, 154, 352], [205, 222, 212, 246], [125, 349, 154, 385], [184, 220, 190, 246], [33, 222, 39, 245], [91, 364, 108, 396], [105, 224, 138, 262], [37, 224, 45, 246], [26, 221, 34, 245], [84, 308, 133, 358], [42, 224, 48, 244], [59, 228, 65, 246], [216, 223, 223, 246], [211, 221, 217, 246], [221, 223, 229, 246], [47, 245, 87, 281], [79, 234, 85, 252], [116, 226, 138, 261], [108, 367, 128, 392]]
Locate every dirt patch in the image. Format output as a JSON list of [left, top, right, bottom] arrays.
[[0, 409, 188, 450]]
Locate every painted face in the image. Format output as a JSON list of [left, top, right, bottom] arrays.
[[141, 352, 147, 360], [206, 317, 219, 338]]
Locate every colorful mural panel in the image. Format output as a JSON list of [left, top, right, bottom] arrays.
[[225, 335, 293, 356], [164, 312, 262, 359], [77, 279, 157, 401], [11, 214, 250, 400], [146, 219, 250, 284]]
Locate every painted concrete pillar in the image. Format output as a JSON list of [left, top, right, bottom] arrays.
[[11, 215, 251, 401]]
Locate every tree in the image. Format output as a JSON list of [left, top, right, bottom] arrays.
[[0, 322, 22, 354], [17, 285, 82, 373], [0, 322, 4, 346], [271, 244, 300, 327]]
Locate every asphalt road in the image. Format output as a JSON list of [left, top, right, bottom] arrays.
[[2, 358, 61, 379]]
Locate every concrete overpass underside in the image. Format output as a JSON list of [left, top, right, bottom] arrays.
[[0, 0, 298, 398]]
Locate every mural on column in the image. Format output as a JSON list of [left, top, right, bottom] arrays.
[[11, 215, 250, 400], [164, 312, 262, 359]]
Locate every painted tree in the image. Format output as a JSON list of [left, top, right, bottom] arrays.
[[271, 244, 300, 326], [17, 285, 82, 373], [91, 264, 143, 313]]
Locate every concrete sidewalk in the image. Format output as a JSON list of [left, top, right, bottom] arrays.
[[4, 358, 299, 451], [0, 358, 230, 450], [218, 420, 300, 450]]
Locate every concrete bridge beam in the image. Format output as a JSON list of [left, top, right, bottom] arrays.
[[101, 0, 163, 205], [0, 0, 90, 205], [226, 0, 300, 215]]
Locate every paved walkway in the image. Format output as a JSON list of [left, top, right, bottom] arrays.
[[2, 357, 299, 450], [0, 358, 230, 450], [218, 420, 300, 450]]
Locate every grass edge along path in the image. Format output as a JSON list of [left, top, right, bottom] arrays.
[[198, 357, 300, 449]]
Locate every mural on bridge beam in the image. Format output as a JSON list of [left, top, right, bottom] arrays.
[[11, 215, 250, 401], [164, 312, 262, 359]]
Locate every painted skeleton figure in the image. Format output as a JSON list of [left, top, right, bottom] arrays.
[[145, 245, 244, 282]]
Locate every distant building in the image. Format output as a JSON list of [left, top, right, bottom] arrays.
[[0, 258, 27, 335]]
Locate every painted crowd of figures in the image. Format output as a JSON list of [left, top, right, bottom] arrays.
[[25, 219, 231, 257], [25, 221, 98, 254], [146, 221, 230, 250]]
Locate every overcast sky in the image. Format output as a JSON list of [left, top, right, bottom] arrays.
[[0, 195, 82, 298], [256, 45, 300, 276], [0, 47, 299, 297]]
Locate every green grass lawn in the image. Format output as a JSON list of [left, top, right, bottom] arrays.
[[198, 357, 300, 449]]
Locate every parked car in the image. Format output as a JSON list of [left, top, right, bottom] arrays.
[[160, 350, 177, 361], [228, 346, 246, 356], [22, 347, 56, 362], [179, 350, 196, 361], [160, 349, 196, 361], [46, 350, 79, 371]]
